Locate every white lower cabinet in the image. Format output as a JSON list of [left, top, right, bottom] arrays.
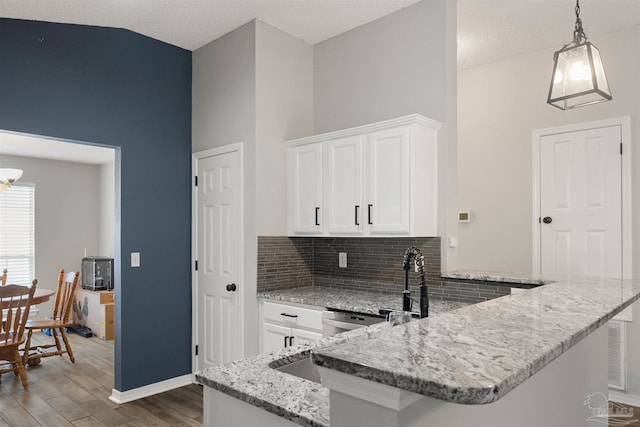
[[260, 300, 323, 353]]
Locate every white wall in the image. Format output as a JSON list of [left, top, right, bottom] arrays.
[[192, 20, 314, 357], [313, 0, 457, 268], [457, 25, 640, 274], [193, 21, 259, 356], [457, 25, 640, 396], [99, 161, 115, 257], [192, 21, 257, 154], [313, 0, 448, 134], [0, 154, 101, 317], [255, 21, 314, 237]]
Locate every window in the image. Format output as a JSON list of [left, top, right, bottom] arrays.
[[0, 184, 35, 285]]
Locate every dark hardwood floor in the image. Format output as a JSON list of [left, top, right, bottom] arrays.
[[0, 332, 203, 426]]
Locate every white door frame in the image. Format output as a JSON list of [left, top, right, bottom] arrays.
[[192, 142, 245, 376], [532, 117, 632, 279]]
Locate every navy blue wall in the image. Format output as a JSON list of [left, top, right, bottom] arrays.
[[0, 19, 192, 392]]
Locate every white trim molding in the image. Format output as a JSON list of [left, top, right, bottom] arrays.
[[286, 114, 442, 147], [109, 374, 192, 404], [531, 116, 632, 280]]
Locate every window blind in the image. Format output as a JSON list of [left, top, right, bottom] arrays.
[[0, 184, 35, 286]]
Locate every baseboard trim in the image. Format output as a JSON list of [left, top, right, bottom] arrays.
[[109, 374, 193, 404], [609, 389, 640, 407]]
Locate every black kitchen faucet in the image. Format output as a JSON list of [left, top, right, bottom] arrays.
[[402, 246, 429, 318]]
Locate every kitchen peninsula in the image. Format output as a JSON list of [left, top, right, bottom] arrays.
[[197, 277, 640, 426]]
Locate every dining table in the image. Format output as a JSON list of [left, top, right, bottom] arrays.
[[0, 287, 55, 309], [30, 288, 56, 305]]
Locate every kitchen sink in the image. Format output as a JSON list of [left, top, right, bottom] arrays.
[[273, 356, 321, 383]]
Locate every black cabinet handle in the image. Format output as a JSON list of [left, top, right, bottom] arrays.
[[355, 205, 360, 225], [284, 336, 289, 348], [226, 283, 236, 292], [288, 336, 294, 347], [368, 204, 373, 225], [280, 312, 298, 318], [315, 207, 320, 226]]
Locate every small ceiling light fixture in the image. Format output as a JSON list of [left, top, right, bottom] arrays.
[[0, 168, 23, 193], [547, 0, 612, 110]]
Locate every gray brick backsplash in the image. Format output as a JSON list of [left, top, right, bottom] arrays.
[[257, 236, 514, 304]]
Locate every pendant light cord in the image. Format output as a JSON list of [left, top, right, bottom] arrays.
[[573, 0, 587, 43]]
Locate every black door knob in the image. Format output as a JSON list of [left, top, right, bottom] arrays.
[[226, 283, 237, 292], [543, 216, 552, 224]]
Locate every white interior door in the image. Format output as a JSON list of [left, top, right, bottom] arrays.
[[539, 125, 622, 279], [195, 148, 242, 371]]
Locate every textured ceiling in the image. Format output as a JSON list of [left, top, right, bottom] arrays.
[[458, 0, 640, 70], [0, 0, 424, 50], [2, 0, 638, 69]]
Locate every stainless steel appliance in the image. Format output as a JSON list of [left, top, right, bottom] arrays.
[[322, 309, 384, 337]]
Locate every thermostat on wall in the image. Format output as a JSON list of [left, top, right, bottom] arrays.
[[458, 211, 471, 223]]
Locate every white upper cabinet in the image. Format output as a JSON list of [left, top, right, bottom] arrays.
[[286, 114, 441, 237], [367, 126, 411, 235], [325, 135, 364, 234], [287, 143, 323, 235]]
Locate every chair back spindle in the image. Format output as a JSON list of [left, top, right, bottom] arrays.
[[0, 280, 37, 389], [23, 270, 79, 365]]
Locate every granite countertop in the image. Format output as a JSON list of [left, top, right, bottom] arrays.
[[196, 289, 469, 427], [312, 277, 640, 405], [441, 270, 554, 285], [258, 287, 468, 315]]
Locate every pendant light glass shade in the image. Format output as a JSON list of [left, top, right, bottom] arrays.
[[547, 0, 612, 110], [547, 41, 611, 110]]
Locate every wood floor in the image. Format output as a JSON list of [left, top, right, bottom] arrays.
[[0, 332, 203, 426]]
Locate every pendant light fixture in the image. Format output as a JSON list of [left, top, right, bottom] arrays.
[[547, 0, 612, 110], [0, 168, 23, 193]]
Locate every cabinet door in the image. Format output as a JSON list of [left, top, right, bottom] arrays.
[[262, 322, 291, 353], [325, 136, 364, 234], [288, 143, 323, 235], [290, 328, 323, 347], [366, 126, 411, 235]]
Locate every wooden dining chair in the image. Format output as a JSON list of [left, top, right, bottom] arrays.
[[23, 270, 79, 365], [0, 269, 6, 286], [0, 280, 37, 389]]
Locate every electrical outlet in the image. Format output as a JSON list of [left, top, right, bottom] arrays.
[[339, 252, 347, 268]]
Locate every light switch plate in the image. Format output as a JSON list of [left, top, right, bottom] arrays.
[[131, 252, 140, 268]]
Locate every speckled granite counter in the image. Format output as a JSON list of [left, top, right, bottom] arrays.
[[196, 289, 469, 427], [258, 287, 468, 315], [441, 270, 554, 286], [312, 277, 640, 405]]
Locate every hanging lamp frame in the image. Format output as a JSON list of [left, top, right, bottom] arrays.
[[546, 0, 612, 110]]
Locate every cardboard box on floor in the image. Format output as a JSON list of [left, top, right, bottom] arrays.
[[72, 288, 115, 340]]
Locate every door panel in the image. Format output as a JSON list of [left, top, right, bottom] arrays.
[[197, 150, 241, 370], [288, 144, 323, 234], [325, 136, 363, 234], [540, 125, 621, 279], [367, 127, 410, 234]]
